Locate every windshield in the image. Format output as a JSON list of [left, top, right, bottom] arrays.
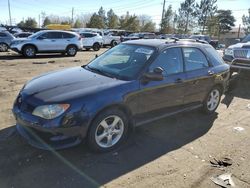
[[241, 35, 250, 43], [86, 44, 155, 80], [28, 31, 43, 39]]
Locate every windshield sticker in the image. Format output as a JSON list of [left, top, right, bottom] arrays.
[[135, 48, 153, 55]]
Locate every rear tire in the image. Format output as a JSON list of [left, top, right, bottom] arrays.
[[202, 87, 222, 114], [66, 45, 77, 56], [87, 108, 129, 152], [23, 45, 36, 57], [92, 43, 100, 51], [0, 43, 9, 52]]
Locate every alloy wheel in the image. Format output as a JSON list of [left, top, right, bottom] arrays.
[[207, 89, 220, 111], [95, 115, 124, 148], [0, 43, 8, 52], [25, 47, 35, 57], [68, 47, 76, 56]]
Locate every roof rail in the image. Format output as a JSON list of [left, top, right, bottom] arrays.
[[170, 37, 179, 42], [179, 38, 208, 44]]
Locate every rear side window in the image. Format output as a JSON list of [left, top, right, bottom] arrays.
[[0, 33, 7, 37], [80, 33, 94, 38], [63, 32, 75, 38], [150, 47, 184, 76], [183, 48, 209, 71], [205, 46, 224, 66], [48, 32, 63, 39]]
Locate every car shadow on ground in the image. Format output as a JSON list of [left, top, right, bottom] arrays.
[[0, 50, 99, 60], [222, 71, 250, 108], [0, 110, 217, 188], [0, 52, 70, 60]]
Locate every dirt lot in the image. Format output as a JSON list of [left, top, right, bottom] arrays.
[[0, 50, 250, 188]]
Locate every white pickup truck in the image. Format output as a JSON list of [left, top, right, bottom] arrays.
[[74, 28, 121, 47]]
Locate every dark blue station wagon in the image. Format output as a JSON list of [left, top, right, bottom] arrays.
[[12, 39, 230, 152]]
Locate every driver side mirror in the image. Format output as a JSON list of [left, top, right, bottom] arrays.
[[142, 67, 164, 82]]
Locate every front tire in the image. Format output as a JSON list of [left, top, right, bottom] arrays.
[[0, 43, 8, 52], [66, 45, 77, 56], [202, 87, 222, 114], [87, 108, 129, 152], [23, 45, 36, 57]]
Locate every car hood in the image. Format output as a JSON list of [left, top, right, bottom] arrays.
[[22, 67, 128, 103], [12, 38, 31, 42], [228, 41, 250, 49]]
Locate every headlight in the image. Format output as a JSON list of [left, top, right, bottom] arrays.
[[32, 104, 70, 119], [224, 48, 234, 56]]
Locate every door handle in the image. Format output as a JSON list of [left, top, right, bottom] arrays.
[[208, 70, 214, 76], [51, 40, 56, 42], [175, 78, 183, 83]]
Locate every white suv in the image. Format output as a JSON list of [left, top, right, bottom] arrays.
[[10, 30, 82, 57], [79, 32, 103, 51]]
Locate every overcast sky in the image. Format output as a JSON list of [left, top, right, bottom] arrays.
[[0, 0, 249, 28]]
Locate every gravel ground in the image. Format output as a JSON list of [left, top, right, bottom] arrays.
[[0, 49, 250, 188]]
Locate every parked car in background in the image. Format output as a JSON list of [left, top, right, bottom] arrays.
[[13, 39, 230, 152], [14, 32, 33, 38], [189, 35, 211, 43], [79, 32, 103, 51], [223, 34, 250, 74], [121, 32, 156, 42], [93, 30, 120, 47], [77, 28, 121, 47], [10, 30, 82, 57], [0, 31, 15, 52]]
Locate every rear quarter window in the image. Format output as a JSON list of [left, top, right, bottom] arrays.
[[63, 33, 75, 38], [205, 46, 224, 66]]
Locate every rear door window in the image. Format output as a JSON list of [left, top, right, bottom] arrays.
[[48, 32, 63, 39], [183, 48, 209, 71]]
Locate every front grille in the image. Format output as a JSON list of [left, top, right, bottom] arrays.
[[234, 49, 249, 59]]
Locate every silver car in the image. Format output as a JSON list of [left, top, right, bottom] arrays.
[[0, 31, 15, 52], [10, 30, 83, 57]]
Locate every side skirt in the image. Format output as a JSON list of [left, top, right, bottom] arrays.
[[134, 104, 203, 127]]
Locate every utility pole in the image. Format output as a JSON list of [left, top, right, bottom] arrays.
[[8, 0, 12, 26], [160, 0, 166, 32], [38, 14, 40, 28], [237, 24, 241, 39], [71, 7, 74, 26]]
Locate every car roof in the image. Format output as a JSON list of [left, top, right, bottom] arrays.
[[123, 39, 211, 50], [39, 30, 77, 34], [80, 32, 97, 34]]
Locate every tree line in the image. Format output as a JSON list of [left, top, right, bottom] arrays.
[[17, 0, 250, 36]]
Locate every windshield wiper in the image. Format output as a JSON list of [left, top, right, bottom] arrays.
[[86, 65, 115, 78]]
